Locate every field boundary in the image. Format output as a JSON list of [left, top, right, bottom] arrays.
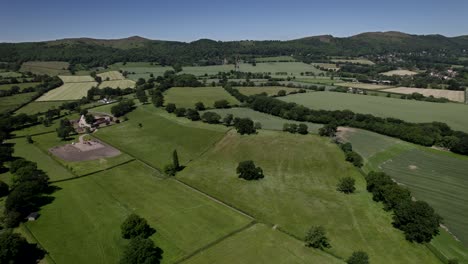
[[173, 221, 257, 264], [20, 223, 58, 264]]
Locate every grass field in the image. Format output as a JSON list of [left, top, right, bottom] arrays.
[[0, 82, 40, 91], [312, 63, 340, 70], [383, 87, 465, 102], [335, 82, 393, 90], [183, 224, 343, 264], [8, 137, 75, 182], [290, 77, 339, 85], [31, 132, 134, 176], [177, 131, 440, 263], [58, 75, 94, 83], [380, 70, 419, 76], [164, 87, 240, 108], [254, 56, 296, 62], [0, 92, 35, 113], [331, 59, 375, 65], [20, 61, 70, 75], [236, 86, 299, 96], [15, 101, 69, 115], [0, 71, 22, 78], [203, 108, 322, 133], [94, 105, 229, 170], [27, 161, 251, 263], [97, 71, 125, 80], [12, 114, 80, 138], [280, 91, 468, 132], [37, 82, 97, 101], [99, 79, 135, 89]]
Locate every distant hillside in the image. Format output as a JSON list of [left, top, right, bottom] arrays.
[[1, 31, 467, 67]]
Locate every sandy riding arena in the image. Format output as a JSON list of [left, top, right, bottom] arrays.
[[49, 136, 121, 161]]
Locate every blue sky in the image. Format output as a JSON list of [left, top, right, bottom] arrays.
[[1, 0, 467, 42]]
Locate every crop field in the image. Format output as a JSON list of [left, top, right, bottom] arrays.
[[97, 70, 125, 80], [254, 56, 296, 62], [99, 79, 135, 89], [31, 132, 134, 176], [15, 101, 69, 115], [27, 161, 251, 263], [0, 92, 35, 113], [293, 77, 341, 85], [8, 137, 75, 182], [20, 61, 70, 75], [280, 92, 468, 132], [331, 58, 375, 65], [94, 105, 229, 170], [204, 108, 322, 133], [380, 69, 419, 76], [178, 130, 440, 264], [184, 224, 342, 264], [37, 82, 98, 101], [335, 82, 393, 90], [236, 86, 300, 96], [58, 75, 94, 83], [164, 87, 239, 108], [312, 63, 340, 70], [0, 82, 40, 91], [383, 87, 465, 102]]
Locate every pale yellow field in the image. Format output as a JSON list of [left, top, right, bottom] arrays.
[[99, 79, 135, 89], [37, 82, 97, 101], [331, 59, 375, 65], [380, 70, 419, 76], [383, 87, 465, 102], [312, 63, 340, 70], [236, 86, 300, 96], [97, 71, 124, 81], [335, 82, 392, 90], [59, 75, 95, 83]]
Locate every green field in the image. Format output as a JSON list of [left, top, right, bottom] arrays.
[[97, 70, 125, 80], [280, 92, 468, 132], [0, 71, 22, 78], [31, 132, 134, 176], [254, 56, 296, 62], [335, 82, 393, 90], [94, 105, 229, 170], [99, 79, 135, 89], [0, 92, 36, 113], [12, 114, 80, 138], [20, 61, 70, 75], [37, 82, 97, 101], [0, 82, 40, 91], [27, 161, 251, 263], [331, 59, 375, 65], [338, 127, 468, 261], [15, 101, 68, 115], [177, 130, 440, 263], [236, 86, 299, 96], [184, 224, 342, 264], [203, 108, 322, 133], [8, 137, 75, 182], [58, 75, 94, 83], [164, 87, 240, 108]]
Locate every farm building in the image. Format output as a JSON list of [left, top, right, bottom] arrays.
[[26, 212, 39, 221]]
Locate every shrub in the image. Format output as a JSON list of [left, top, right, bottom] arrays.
[[304, 226, 331, 249], [346, 251, 369, 264], [121, 214, 155, 239], [201, 112, 221, 124], [337, 177, 356, 194], [236, 160, 264, 180]]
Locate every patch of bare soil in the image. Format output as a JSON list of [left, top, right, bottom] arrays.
[[408, 165, 418, 170], [49, 138, 120, 161]]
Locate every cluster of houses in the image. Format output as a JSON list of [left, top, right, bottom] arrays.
[[73, 113, 115, 133]]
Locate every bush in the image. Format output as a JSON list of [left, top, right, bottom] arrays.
[[195, 102, 205, 111], [304, 226, 331, 249], [186, 109, 200, 121], [163, 164, 177, 176], [234, 118, 256, 135], [174, 107, 186, 117], [337, 177, 356, 194], [236, 160, 264, 180], [201, 112, 221, 124], [297, 123, 308, 134], [346, 251, 369, 264], [213, 99, 230, 109], [120, 237, 162, 264], [345, 151, 363, 167], [165, 103, 176, 113], [0, 180, 9, 197], [111, 99, 135, 117]]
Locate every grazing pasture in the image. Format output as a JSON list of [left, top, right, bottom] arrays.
[[94, 105, 229, 170], [178, 130, 440, 263], [0, 71, 22, 78], [0, 82, 40, 91], [383, 87, 465, 102], [97, 70, 125, 80], [184, 224, 342, 264], [204, 108, 322, 133], [164, 87, 239, 108], [236, 86, 300, 96], [335, 82, 392, 90], [99, 79, 135, 89], [20, 61, 70, 75], [15, 101, 68, 115], [331, 58, 375, 65], [58, 75, 94, 83], [0, 92, 35, 113], [37, 82, 97, 101], [380, 69, 419, 76], [254, 56, 296, 62], [280, 92, 468, 132]]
